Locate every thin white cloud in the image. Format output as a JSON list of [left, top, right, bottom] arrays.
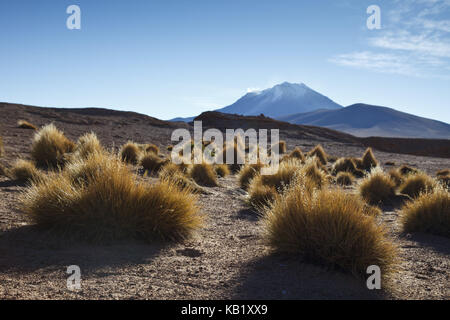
[[331, 0, 450, 77]]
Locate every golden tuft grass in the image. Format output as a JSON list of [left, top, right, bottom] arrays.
[[332, 157, 364, 178], [140, 152, 169, 174], [10, 159, 41, 183], [401, 187, 449, 238], [31, 124, 75, 168], [247, 183, 278, 211], [238, 163, 264, 190], [120, 141, 141, 164], [20, 152, 203, 242], [145, 143, 159, 155], [18, 120, 38, 130], [388, 168, 403, 187], [398, 165, 418, 176], [359, 167, 396, 205], [301, 157, 328, 189], [398, 172, 436, 198], [308, 144, 327, 165], [189, 163, 218, 187], [252, 159, 302, 192], [360, 148, 378, 171], [214, 164, 230, 177], [264, 184, 398, 278], [336, 171, 354, 186], [73, 132, 104, 160], [159, 164, 204, 194], [287, 147, 305, 161], [436, 169, 449, 177], [276, 140, 287, 154]]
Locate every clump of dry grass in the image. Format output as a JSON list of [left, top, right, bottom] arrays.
[[332, 157, 364, 178], [336, 171, 354, 186], [436, 169, 449, 188], [238, 163, 264, 190], [360, 148, 378, 171], [73, 132, 104, 160], [301, 157, 328, 189], [145, 143, 159, 155], [276, 140, 287, 154], [264, 184, 397, 278], [401, 187, 449, 238], [436, 169, 449, 177], [388, 168, 403, 187], [167, 145, 173, 151], [31, 124, 75, 168], [398, 165, 418, 176], [140, 152, 169, 174], [247, 183, 278, 211], [359, 167, 396, 205], [10, 159, 41, 183], [17, 120, 38, 130], [308, 144, 327, 165], [189, 163, 218, 187], [120, 141, 140, 164], [252, 159, 302, 192], [20, 152, 203, 242], [214, 164, 230, 177], [159, 164, 204, 194], [398, 172, 436, 198], [288, 147, 305, 161]]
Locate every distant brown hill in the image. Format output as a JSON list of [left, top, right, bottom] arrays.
[[0, 102, 448, 158]]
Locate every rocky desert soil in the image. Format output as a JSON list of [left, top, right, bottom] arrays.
[[0, 103, 448, 299]]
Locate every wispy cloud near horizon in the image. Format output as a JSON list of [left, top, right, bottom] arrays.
[[331, 0, 450, 78]]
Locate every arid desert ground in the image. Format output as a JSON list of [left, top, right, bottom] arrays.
[[0, 103, 448, 300]]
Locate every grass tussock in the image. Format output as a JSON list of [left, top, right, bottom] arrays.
[[189, 163, 218, 187], [73, 132, 104, 160], [31, 124, 75, 168], [264, 184, 397, 278], [398, 172, 436, 198], [140, 152, 169, 174], [401, 187, 449, 238], [159, 164, 204, 194], [120, 141, 140, 164], [308, 144, 327, 165], [18, 120, 38, 130], [252, 159, 302, 192], [388, 168, 403, 187], [247, 183, 278, 211], [145, 143, 159, 154], [332, 157, 364, 178], [359, 167, 396, 205], [336, 171, 354, 186], [11, 159, 41, 183], [301, 158, 329, 189], [360, 148, 378, 171], [20, 152, 203, 242], [238, 163, 264, 190], [398, 165, 418, 176], [288, 147, 305, 161], [276, 140, 287, 154], [214, 164, 230, 177], [436, 169, 449, 177]]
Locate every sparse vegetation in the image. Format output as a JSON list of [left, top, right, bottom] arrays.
[[401, 187, 449, 238], [20, 152, 203, 242], [388, 168, 403, 187], [190, 163, 218, 187], [399, 165, 418, 176], [10, 159, 41, 183], [359, 167, 396, 205], [145, 143, 159, 155], [248, 183, 277, 211], [336, 171, 354, 186], [214, 164, 230, 177], [120, 141, 140, 164], [159, 164, 204, 194], [308, 144, 327, 165], [17, 120, 38, 130], [31, 124, 75, 168], [140, 152, 169, 173], [264, 183, 397, 278], [288, 147, 305, 161], [398, 172, 436, 198], [360, 148, 378, 171], [238, 163, 264, 190], [302, 157, 328, 189], [73, 132, 104, 160], [332, 157, 364, 177]]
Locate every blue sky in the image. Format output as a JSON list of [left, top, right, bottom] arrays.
[[1, 0, 449, 123]]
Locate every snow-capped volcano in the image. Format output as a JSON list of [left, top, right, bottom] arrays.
[[216, 82, 342, 118]]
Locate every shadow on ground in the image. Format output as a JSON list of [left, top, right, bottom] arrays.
[[230, 252, 386, 300], [0, 225, 168, 276]]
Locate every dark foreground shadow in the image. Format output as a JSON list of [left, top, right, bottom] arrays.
[[230, 253, 386, 300], [0, 225, 168, 276]]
